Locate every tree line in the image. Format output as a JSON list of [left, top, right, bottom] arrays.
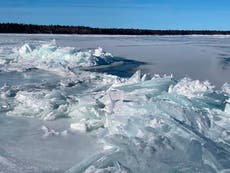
[[1, 23, 230, 35]]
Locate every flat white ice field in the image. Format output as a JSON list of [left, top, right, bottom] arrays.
[[0, 34, 230, 173]]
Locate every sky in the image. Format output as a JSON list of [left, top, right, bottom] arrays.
[[0, 0, 230, 30]]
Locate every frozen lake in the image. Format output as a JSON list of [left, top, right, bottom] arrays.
[[1, 34, 229, 86], [0, 34, 230, 173]]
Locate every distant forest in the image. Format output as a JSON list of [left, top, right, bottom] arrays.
[[1, 23, 230, 35]]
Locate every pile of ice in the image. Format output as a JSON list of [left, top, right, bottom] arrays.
[[69, 74, 230, 173], [0, 40, 115, 73], [168, 77, 214, 98], [5, 71, 120, 121], [3, 68, 229, 172]]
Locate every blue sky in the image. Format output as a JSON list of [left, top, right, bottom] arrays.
[[0, 0, 230, 30]]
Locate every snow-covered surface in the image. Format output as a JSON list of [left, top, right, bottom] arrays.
[[0, 35, 230, 173]]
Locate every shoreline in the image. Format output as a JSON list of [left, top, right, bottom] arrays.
[[1, 33, 230, 37], [1, 23, 230, 35]]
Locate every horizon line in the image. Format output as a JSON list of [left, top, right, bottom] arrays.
[[1, 23, 230, 32]]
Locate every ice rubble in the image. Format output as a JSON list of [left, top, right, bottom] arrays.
[[168, 77, 214, 98], [17, 41, 113, 67], [1, 42, 230, 173], [221, 83, 230, 114], [65, 72, 230, 173], [0, 40, 114, 74], [222, 83, 230, 96], [4, 70, 230, 172]]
